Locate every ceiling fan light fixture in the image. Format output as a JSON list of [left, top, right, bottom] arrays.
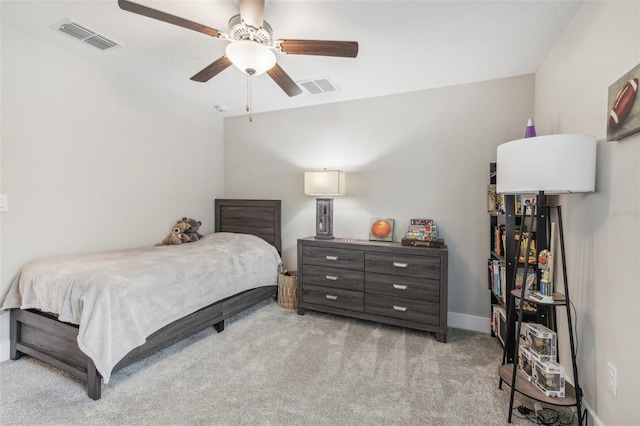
[[225, 40, 276, 75]]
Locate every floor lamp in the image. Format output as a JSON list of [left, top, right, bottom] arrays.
[[496, 133, 596, 426]]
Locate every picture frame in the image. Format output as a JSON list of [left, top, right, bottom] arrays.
[[315, 198, 334, 239], [606, 62, 640, 142], [369, 218, 394, 242]]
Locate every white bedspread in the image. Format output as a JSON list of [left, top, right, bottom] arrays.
[[0, 232, 281, 383]]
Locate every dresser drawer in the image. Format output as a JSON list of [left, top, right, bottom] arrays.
[[302, 284, 364, 312], [365, 273, 439, 302], [365, 294, 440, 325], [302, 246, 364, 270], [303, 265, 364, 291], [365, 252, 440, 279]]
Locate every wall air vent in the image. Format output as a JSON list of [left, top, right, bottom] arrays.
[[298, 77, 340, 95], [56, 20, 120, 51]]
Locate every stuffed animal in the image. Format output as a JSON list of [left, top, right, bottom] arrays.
[[181, 217, 203, 242], [157, 221, 191, 246]]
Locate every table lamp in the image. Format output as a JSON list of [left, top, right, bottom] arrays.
[[304, 170, 346, 239]]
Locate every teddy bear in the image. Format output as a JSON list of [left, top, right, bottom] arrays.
[[157, 221, 191, 246], [181, 217, 203, 242]]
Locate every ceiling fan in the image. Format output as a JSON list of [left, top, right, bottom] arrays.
[[117, 0, 359, 98]]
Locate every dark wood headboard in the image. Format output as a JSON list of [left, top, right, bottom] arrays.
[[214, 199, 282, 254]]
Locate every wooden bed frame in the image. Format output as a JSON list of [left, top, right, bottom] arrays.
[[9, 199, 281, 400]]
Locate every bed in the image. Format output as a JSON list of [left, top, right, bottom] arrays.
[[2, 199, 282, 400]]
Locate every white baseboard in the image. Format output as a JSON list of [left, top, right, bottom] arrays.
[[448, 311, 490, 333], [582, 398, 604, 426]]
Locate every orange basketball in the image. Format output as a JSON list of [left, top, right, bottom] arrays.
[[371, 220, 391, 238]]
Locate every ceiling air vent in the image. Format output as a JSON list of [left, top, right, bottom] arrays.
[[298, 77, 340, 95], [56, 20, 120, 51]]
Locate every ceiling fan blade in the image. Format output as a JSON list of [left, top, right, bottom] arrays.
[[239, 0, 265, 29], [190, 56, 233, 82], [267, 64, 303, 97], [118, 0, 221, 38], [278, 40, 359, 58]]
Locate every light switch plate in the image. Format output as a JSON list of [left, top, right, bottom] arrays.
[[0, 195, 8, 212]]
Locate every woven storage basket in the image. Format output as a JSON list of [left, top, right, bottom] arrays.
[[277, 270, 298, 309]]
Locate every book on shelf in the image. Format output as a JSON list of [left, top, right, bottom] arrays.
[[401, 238, 445, 248], [491, 259, 506, 302], [407, 225, 437, 233], [491, 305, 507, 343], [493, 224, 505, 256], [404, 231, 439, 241], [410, 219, 434, 226], [500, 265, 506, 304]]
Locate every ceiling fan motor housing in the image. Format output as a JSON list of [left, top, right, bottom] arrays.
[[227, 15, 272, 45]]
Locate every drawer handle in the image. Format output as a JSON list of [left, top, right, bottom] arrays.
[[325, 295, 338, 301], [326, 275, 338, 281], [393, 305, 407, 312], [393, 262, 408, 268], [326, 255, 338, 261], [392, 284, 408, 290]]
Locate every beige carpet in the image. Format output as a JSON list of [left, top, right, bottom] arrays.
[[0, 299, 577, 425]]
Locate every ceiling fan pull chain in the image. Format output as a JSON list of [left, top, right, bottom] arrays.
[[246, 74, 250, 112], [246, 74, 253, 122]]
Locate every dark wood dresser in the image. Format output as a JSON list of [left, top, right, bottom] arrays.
[[297, 237, 448, 342]]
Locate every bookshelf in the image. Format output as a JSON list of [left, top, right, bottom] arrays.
[[487, 163, 553, 363]]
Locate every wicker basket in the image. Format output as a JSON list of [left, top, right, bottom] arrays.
[[277, 270, 298, 309]]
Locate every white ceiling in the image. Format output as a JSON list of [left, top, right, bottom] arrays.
[[1, 0, 582, 117]]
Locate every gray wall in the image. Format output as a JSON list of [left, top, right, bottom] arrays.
[[224, 74, 535, 330], [534, 2, 639, 425], [0, 25, 225, 358]]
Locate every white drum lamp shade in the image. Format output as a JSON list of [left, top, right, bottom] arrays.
[[496, 134, 597, 194], [304, 170, 346, 195]]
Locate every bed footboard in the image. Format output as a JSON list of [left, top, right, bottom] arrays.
[[10, 285, 276, 400], [10, 308, 103, 397]]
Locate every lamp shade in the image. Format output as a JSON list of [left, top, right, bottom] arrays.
[[304, 170, 346, 195], [225, 40, 276, 75], [496, 134, 597, 194]]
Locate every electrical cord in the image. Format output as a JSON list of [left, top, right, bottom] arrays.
[[569, 298, 579, 354], [512, 405, 577, 425]]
